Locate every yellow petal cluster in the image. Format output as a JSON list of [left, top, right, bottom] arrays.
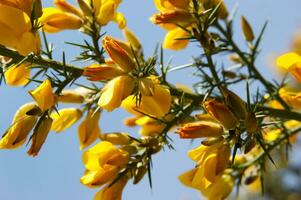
[[122, 83, 172, 117], [0, 103, 39, 149], [151, 0, 192, 50], [29, 79, 56, 111], [4, 63, 30, 86], [277, 52, 301, 82], [98, 75, 135, 111], [51, 108, 83, 133], [0, 4, 40, 55], [204, 99, 238, 130], [179, 141, 232, 197], [80, 141, 129, 188]]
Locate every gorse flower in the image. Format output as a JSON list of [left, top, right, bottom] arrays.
[[29, 79, 56, 111], [151, 0, 228, 50], [0, 4, 40, 55], [4, 62, 30, 86], [80, 141, 129, 199], [0, 103, 39, 149], [277, 52, 301, 82], [51, 108, 83, 133], [88, 35, 172, 117], [40, 0, 126, 33]]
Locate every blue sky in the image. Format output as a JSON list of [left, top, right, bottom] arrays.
[[1, 0, 301, 200]]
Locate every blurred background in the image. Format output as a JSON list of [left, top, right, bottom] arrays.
[[1, 0, 301, 199]]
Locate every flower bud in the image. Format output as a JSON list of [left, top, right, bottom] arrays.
[[123, 28, 142, 51], [78, 109, 101, 150], [27, 117, 53, 157], [58, 90, 85, 104], [40, 7, 83, 33], [83, 63, 124, 81], [241, 16, 254, 42], [102, 36, 136, 73], [33, 0, 43, 19], [99, 132, 132, 145], [150, 10, 193, 28], [245, 112, 258, 134], [77, 0, 92, 16], [204, 99, 238, 129], [178, 121, 224, 139], [220, 86, 247, 120]]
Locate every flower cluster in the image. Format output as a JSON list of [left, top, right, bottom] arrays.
[[1, 0, 301, 199]]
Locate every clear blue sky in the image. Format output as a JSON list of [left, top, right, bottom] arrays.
[[0, 0, 301, 200]]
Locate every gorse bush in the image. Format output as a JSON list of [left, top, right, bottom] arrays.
[[1, 0, 301, 199]]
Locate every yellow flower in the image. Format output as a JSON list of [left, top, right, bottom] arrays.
[[40, 7, 83, 33], [27, 116, 53, 157], [98, 75, 135, 112], [188, 142, 230, 181], [204, 99, 238, 130], [278, 87, 301, 109], [78, 109, 101, 150], [83, 141, 129, 170], [50, 108, 83, 133], [83, 61, 125, 81], [102, 36, 136, 73], [81, 141, 129, 187], [178, 120, 224, 139], [92, 0, 126, 28], [94, 176, 128, 200], [81, 164, 119, 188], [220, 86, 247, 120], [136, 116, 166, 136], [0, 103, 39, 149], [0, 4, 40, 55], [57, 89, 85, 104], [122, 83, 171, 117], [29, 79, 56, 111], [179, 142, 231, 195], [4, 63, 30, 86], [151, 0, 193, 50], [276, 52, 301, 82], [203, 172, 234, 200]]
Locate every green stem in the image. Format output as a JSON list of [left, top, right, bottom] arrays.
[[215, 23, 290, 110], [0, 46, 83, 76], [236, 126, 301, 169]]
